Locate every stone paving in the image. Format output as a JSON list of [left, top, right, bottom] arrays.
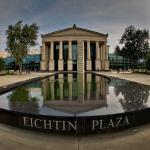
[[94, 71, 150, 85], [0, 123, 150, 150], [0, 72, 150, 150], [0, 72, 54, 88]]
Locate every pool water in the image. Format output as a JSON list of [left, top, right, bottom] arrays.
[[0, 73, 150, 117]]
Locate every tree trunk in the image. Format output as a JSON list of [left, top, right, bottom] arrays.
[[18, 63, 22, 74], [132, 61, 135, 72]]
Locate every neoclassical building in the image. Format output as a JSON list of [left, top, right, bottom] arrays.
[[41, 25, 109, 72]]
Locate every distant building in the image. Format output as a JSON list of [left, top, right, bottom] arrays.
[[109, 53, 144, 70], [4, 54, 41, 71], [28, 49, 41, 55], [0, 51, 9, 58]]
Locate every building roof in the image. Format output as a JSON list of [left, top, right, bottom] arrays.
[[42, 24, 108, 38]]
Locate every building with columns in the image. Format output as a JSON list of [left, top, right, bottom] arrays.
[[41, 25, 109, 72]]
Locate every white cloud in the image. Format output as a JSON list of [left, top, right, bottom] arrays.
[[0, 0, 150, 52]]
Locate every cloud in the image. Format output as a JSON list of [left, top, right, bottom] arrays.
[[0, 0, 150, 52]]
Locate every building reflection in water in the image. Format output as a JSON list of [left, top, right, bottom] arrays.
[[41, 73, 109, 110], [5, 73, 150, 115]]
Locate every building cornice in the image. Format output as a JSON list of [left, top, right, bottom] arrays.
[[42, 25, 108, 38]]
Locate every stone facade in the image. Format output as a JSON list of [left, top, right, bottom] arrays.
[[41, 25, 109, 72]]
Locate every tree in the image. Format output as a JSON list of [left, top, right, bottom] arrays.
[[8, 87, 39, 113], [145, 52, 150, 70], [118, 25, 150, 71], [114, 79, 150, 111], [6, 20, 39, 74], [0, 58, 5, 72]]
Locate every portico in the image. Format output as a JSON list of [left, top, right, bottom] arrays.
[[41, 25, 109, 72]]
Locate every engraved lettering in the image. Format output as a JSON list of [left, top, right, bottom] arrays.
[[53, 121, 62, 130], [107, 119, 115, 128], [123, 116, 130, 126], [116, 117, 122, 127], [99, 120, 106, 129], [68, 121, 77, 131], [44, 120, 52, 130], [23, 116, 30, 127], [34, 119, 42, 128], [92, 120, 99, 130], [62, 121, 66, 131]]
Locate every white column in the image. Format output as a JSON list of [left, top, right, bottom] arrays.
[[96, 42, 100, 60], [103, 43, 106, 61], [101, 42, 106, 70], [58, 41, 64, 71], [50, 41, 54, 60], [86, 41, 91, 70], [59, 41, 63, 60], [104, 43, 107, 60], [100, 44, 103, 61], [102, 42, 109, 70], [67, 41, 73, 71], [95, 41, 101, 70], [68, 41, 72, 60], [87, 41, 91, 60], [77, 40, 85, 73], [42, 42, 46, 60], [40, 42, 48, 71], [100, 44, 103, 70], [49, 41, 54, 71]]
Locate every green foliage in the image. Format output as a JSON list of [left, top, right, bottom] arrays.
[[8, 87, 30, 102], [118, 25, 150, 70], [6, 20, 39, 74], [7, 87, 39, 113], [0, 58, 5, 71]]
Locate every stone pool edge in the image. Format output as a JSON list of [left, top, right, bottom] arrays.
[[0, 73, 56, 94]]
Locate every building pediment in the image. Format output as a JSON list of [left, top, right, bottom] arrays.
[[42, 25, 108, 38]]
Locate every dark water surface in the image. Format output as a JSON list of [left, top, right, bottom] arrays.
[[0, 73, 150, 116]]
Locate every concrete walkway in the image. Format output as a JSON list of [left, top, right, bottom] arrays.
[[0, 72, 54, 88], [0, 123, 150, 150], [94, 71, 150, 85]]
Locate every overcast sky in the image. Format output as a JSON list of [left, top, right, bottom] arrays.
[[0, 0, 150, 52]]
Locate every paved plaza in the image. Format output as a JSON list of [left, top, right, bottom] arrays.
[[0, 122, 150, 150], [0, 72, 149, 150], [95, 71, 150, 85], [0, 72, 54, 89]]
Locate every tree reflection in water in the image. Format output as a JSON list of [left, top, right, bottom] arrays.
[[8, 87, 39, 113], [113, 79, 150, 111]]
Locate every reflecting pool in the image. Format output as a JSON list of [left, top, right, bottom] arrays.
[[0, 73, 150, 116]]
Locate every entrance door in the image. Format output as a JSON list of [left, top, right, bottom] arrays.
[[72, 42, 77, 71], [91, 43, 96, 71], [63, 42, 68, 71], [54, 43, 59, 71]]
